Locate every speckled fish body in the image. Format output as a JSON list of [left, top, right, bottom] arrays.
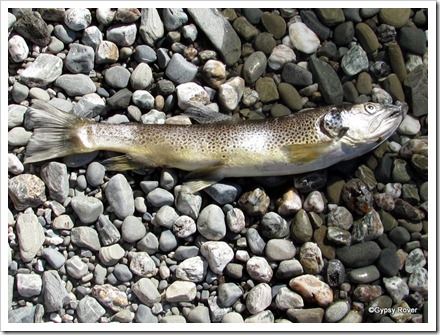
[[25, 103, 402, 192]]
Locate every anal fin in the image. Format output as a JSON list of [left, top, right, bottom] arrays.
[[101, 154, 150, 171], [282, 142, 334, 165], [181, 165, 225, 193]]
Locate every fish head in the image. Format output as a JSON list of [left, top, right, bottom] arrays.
[[322, 103, 403, 146]]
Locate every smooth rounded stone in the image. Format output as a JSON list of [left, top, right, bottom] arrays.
[[309, 55, 343, 104], [159, 315, 186, 323], [341, 45, 369, 76], [112, 309, 135, 323], [139, 8, 164, 46], [140, 109, 165, 124], [326, 226, 351, 246], [41, 247, 66, 269], [276, 187, 302, 216], [333, 21, 354, 46], [405, 248, 426, 274], [325, 259, 345, 288], [91, 284, 129, 312], [255, 77, 279, 103], [246, 283, 272, 314], [349, 265, 380, 284], [176, 256, 207, 282], [103, 66, 130, 89], [196, 204, 226, 241], [8, 104, 26, 128], [52, 24, 77, 44], [96, 40, 119, 64], [131, 278, 161, 307], [135, 304, 158, 323], [376, 248, 400, 277], [113, 264, 133, 282], [298, 10, 330, 40], [187, 305, 211, 323], [13, 11, 51, 46], [162, 8, 188, 31], [136, 232, 159, 255], [40, 162, 69, 203], [159, 229, 178, 252], [404, 65, 427, 117], [65, 255, 89, 279], [242, 51, 267, 84], [131, 90, 154, 110], [315, 8, 345, 26], [383, 276, 410, 303], [233, 16, 258, 41], [16, 273, 42, 298], [299, 242, 324, 275], [291, 209, 313, 244], [277, 83, 302, 111], [281, 62, 313, 87], [383, 73, 405, 102], [260, 212, 289, 239], [379, 8, 411, 28], [8, 154, 23, 175], [20, 54, 63, 88], [246, 256, 273, 283], [85, 162, 105, 187], [70, 226, 101, 251], [176, 82, 209, 110], [246, 228, 266, 256], [276, 259, 303, 280], [98, 244, 125, 266], [106, 23, 137, 47], [356, 72, 372, 95], [8, 35, 29, 63], [165, 53, 198, 85], [398, 114, 421, 136], [289, 274, 333, 307], [200, 59, 226, 89], [165, 281, 196, 302], [55, 74, 96, 96], [261, 12, 286, 39], [275, 287, 304, 310], [341, 178, 373, 215], [221, 208, 245, 235], [182, 23, 198, 42], [51, 214, 74, 231], [388, 42, 407, 82], [408, 267, 428, 293], [64, 8, 92, 31], [123, 63, 151, 91], [336, 241, 381, 268], [289, 21, 320, 54], [238, 188, 270, 217], [28, 87, 49, 102], [172, 215, 196, 239], [8, 127, 32, 146], [324, 301, 350, 323], [355, 23, 379, 54], [286, 307, 324, 323], [154, 205, 179, 229], [303, 191, 325, 213], [218, 76, 245, 111], [254, 32, 277, 56], [76, 296, 106, 323], [218, 283, 243, 307], [9, 174, 46, 211], [134, 45, 157, 64], [326, 206, 353, 230], [42, 270, 70, 313], [265, 239, 296, 262], [121, 216, 146, 243], [393, 198, 425, 221], [64, 43, 95, 74], [200, 241, 234, 274], [371, 87, 393, 104], [105, 174, 134, 220], [70, 195, 103, 224], [130, 251, 157, 277], [241, 8, 262, 24], [342, 8, 362, 22]]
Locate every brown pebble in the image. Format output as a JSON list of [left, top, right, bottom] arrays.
[[289, 274, 333, 307]]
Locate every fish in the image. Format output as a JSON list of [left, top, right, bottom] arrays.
[[24, 102, 403, 193]]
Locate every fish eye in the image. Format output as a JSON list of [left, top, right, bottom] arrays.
[[365, 103, 377, 114]]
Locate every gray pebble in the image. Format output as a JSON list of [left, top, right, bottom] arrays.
[[246, 228, 266, 256], [104, 65, 131, 89], [71, 226, 101, 251], [243, 51, 267, 83], [130, 251, 157, 277], [246, 283, 272, 314], [95, 40, 119, 65], [16, 273, 42, 298], [41, 162, 69, 203], [106, 23, 137, 46], [53, 24, 77, 43], [86, 162, 106, 187], [96, 214, 121, 246], [154, 205, 179, 229], [163, 8, 188, 31], [139, 8, 164, 46], [42, 270, 70, 313], [8, 127, 32, 146], [282, 63, 313, 87], [165, 280, 196, 302], [42, 247, 66, 269], [121, 216, 146, 243], [55, 74, 96, 96], [8, 35, 29, 63], [309, 54, 343, 104], [132, 278, 161, 307], [8, 153, 24, 175], [147, 188, 174, 207], [65, 43, 95, 74], [247, 256, 273, 283], [82, 25, 103, 50], [405, 248, 426, 273], [222, 312, 244, 323], [156, 48, 171, 69], [174, 245, 199, 260], [197, 204, 226, 240], [261, 212, 289, 239], [29, 87, 50, 101], [99, 244, 125, 266], [204, 183, 241, 205], [275, 287, 304, 310], [341, 45, 369, 76], [336, 241, 381, 268], [76, 296, 106, 323], [8, 104, 27, 128], [349, 265, 381, 283], [11, 81, 29, 103], [187, 305, 211, 323], [8, 305, 36, 323], [105, 174, 134, 220], [165, 53, 198, 85], [137, 232, 159, 255], [218, 282, 243, 307], [325, 301, 351, 322], [276, 259, 303, 279], [134, 45, 157, 63], [135, 304, 158, 323], [173, 215, 196, 238], [65, 255, 89, 279], [327, 206, 353, 230], [265, 239, 296, 261], [113, 264, 133, 282], [132, 90, 155, 109], [94, 264, 107, 285], [64, 8, 92, 31], [159, 229, 178, 252], [16, 213, 45, 262], [176, 256, 208, 282], [182, 24, 198, 42], [71, 195, 103, 224], [201, 241, 234, 274]]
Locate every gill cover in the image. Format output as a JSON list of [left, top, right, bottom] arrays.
[[321, 109, 348, 139]]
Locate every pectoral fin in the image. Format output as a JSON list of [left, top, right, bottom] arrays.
[[281, 142, 333, 165], [101, 154, 151, 171], [181, 165, 225, 193]]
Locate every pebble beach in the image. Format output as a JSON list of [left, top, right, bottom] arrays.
[[7, 8, 429, 326]]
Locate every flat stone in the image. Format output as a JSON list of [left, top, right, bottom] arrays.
[[8, 306, 36, 323], [166, 281, 196, 302], [20, 54, 63, 88], [289, 274, 333, 307], [286, 307, 324, 323], [65, 255, 89, 279], [309, 55, 343, 104], [71, 226, 101, 251], [139, 8, 164, 46], [165, 53, 198, 85], [336, 241, 381, 268], [13, 11, 51, 46], [187, 8, 241, 66], [243, 51, 267, 84], [132, 278, 161, 307], [55, 74, 96, 96], [16, 213, 45, 262], [246, 283, 272, 314], [105, 174, 134, 220], [43, 271, 70, 313], [76, 296, 106, 323]]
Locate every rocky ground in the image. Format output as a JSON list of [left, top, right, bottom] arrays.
[[7, 8, 428, 324]]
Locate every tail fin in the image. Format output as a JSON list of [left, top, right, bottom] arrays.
[[24, 105, 91, 164]]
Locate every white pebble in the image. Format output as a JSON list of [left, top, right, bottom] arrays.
[[218, 76, 245, 111], [398, 114, 421, 135], [289, 22, 320, 54], [176, 82, 210, 110], [8, 35, 29, 63], [268, 44, 296, 71]]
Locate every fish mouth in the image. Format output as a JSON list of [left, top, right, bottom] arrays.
[[369, 105, 402, 132]]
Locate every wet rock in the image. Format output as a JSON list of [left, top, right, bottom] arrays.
[[336, 241, 381, 268], [289, 21, 320, 54], [341, 178, 373, 215], [309, 55, 343, 104]]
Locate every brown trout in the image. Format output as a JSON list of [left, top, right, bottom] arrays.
[[24, 103, 402, 192]]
